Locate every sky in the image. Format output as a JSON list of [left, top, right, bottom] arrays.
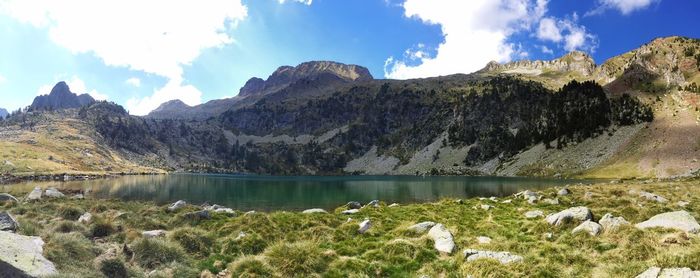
[[0, 0, 698, 115]]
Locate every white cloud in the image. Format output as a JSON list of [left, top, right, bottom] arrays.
[[0, 0, 247, 114], [0, 74, 6, 84], [536, 17, 562, 42], [126, 77, 201, 116], [385, 0, 548, 79], [540, 45, 554, 54], [278, 0, 313, 5], [587, 0, 659, 16], [125, 77, 141, 88], [37, 76, 108, 101]]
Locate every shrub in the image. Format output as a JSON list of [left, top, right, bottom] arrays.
[[264, 241, 330, 276], [131, 238, 186, 269], [169, 227, 213, 256], [227, 256, 275, 278], [90, 219, 116, 238], [100, 258, 128, 278], [59, 205, 84, 221], [221, 232, 267, 255], [44, 233, 97, 269]]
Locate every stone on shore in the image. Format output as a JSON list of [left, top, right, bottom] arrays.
[[635, 211, 700, 234], [599, 213, 630, 232], [183, 210, 211, 220], [342, 209, 360, 215], [524, 210, 544, 219], [358, 219, 372, 234], [0, 211, 19, 232], [545, 207, 593, 226], [168, 200, 187, 211], [0, 231, 58, 277], [0, 193, 18, 203], [346, 201, 362, 209], [44, 187, 65, 198], [636, 267, 700, 278], [388, 203, 399, 207], [26, 187, 42, 201], [302, 208, 328, 214], [78, 212, 93, 224], [463, 249, 523, 264], [142, 230, 167, 238], [572, 220, 602, 236], [407, 221, 436, 234], [365, 200, 380, 208], [428, 224, 454, 254], [558, 188, 571, 196]]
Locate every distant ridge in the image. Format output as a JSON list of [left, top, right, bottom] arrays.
[[29, 81, 96, 111], [0, 108, 7, 118]]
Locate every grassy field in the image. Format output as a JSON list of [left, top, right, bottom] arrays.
[[1, 179, 699, 277]]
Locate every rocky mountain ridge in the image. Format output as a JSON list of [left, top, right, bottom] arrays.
[[29, 81, 96, 111], [0, 108, 7, 119]]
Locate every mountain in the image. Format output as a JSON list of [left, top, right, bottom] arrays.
[[4, 36, 700, 178], [0, 108, 7, 119], [146, 61, 373, 120], [29, 81, 96, 111]]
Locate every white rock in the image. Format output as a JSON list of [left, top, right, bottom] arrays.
[[527, 196, 538, 204], [501, 199, 512, 204], [142, 230, 166, 238], [630, 190, 667, 203], [71, 194, 84, 200], [463, 249, 523, 264], [44, 188, 65, 198], [572, 220, 602, 236], [358, 219, 372, 234], [599, 213, 630, 232], [476, 236, 492, 244], [168, 200, 187, 211], [489, 197, 497, 201], [635, 211, 700, 234], [302, 208, 328, 214], [407, 221, 436, 234], [428, 224, 455, 254], [677, 201, 690, 208], [636, 267, 661, 278], [558, 188, 571, 196], [545, 207, 593, 226], [214, 208, 235, 214], [244, 211, 256, 216], [524, 210, 544, 219], [388, 203, 400, 207], [235, 232, 247, 240], [517, 190, 538, 200], [0, 231, 57, 277], [583, 192, 594, 199], [365, 200, 380, 208], [0, 212, 19, 232], [636, 267, 700, 278], [543, 198, 559, 205], [26, 187, 42, 201], [480, 204, 493, 210], [78, 212, 93, 224], [342, 209, 359, 215]]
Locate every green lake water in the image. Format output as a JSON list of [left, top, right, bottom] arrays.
[[2, 174, 594, 211]]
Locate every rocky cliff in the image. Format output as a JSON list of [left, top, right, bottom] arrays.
[[29, 82, 96, 111]]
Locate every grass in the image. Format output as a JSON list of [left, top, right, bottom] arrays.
[[0, 178, 698, 276]]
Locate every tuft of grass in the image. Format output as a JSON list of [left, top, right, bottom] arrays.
[[90, 218, 116, 238], [264, 241, 331, 276], [58, 205, 84, 221], [221, 231, 267, 256], [228, 256, 276, 278], [52, 220, 86, 234], [99, 258, 128, 278], [131, 238, 186, 269], [169, 227, 213, 256], [44, 232, 98, 270]]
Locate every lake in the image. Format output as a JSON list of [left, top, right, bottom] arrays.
[[1, 174, 593, 211]]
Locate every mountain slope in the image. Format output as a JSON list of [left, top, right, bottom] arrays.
[[0, 108, 7, 119], [29, 82, 96, 111]]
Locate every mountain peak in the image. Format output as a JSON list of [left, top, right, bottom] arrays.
[[30, 81, 96, 111], [481, 50, 596, 77], [146, 99, 192, 119]]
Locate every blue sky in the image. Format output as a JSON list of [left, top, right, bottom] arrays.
[[0, 0, 698, 115]]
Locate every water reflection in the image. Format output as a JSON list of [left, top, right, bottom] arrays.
[[1, 174, 592, 211]]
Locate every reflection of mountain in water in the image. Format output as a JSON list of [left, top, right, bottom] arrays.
[[2, 174, 588, 211]]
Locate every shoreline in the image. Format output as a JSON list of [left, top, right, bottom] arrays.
[[0, 171, 165, 185]]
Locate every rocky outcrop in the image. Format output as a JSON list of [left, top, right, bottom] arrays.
[[428, 224, 455, 254], [0, 212, 19, 232], [636, 267, 700, 278], [629, 190, 667, 203], [463, 249, 524, 264], [26, 187, 42, 201], [146, 100, 192, 119], [482, 51, 596, 77], [302, 208, 328, 214], [142, 230, 167, 238], [78, 212, 93, 224], [346, 201, 362, 209], [44, 188, 65, 198], [358, 219, 371, 234], [599, 213, 630, 232], [30, 81, 96, 111], [525, 210, 544, 219], [0, 231, 58, 277], [0, 193, 18, 203], [545, 207, 593, 226], [635, 211, 700, 234], [572, 220, 602, 236], [407, 221, 436, 234], [168, 200, 187, 212], [0, 108, 7, 119]]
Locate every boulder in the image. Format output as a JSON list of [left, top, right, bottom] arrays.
[[524, 210, 544, 219], [365, 200, 380, 208], [517, 190, 538, 200], [342, 209, 359, 215], [630, 190, 667, 203], [636, 267, 700, 278], [428, 224, 455, 254], [480, 204, 493, 210], [302, 208, 328, 214], [583, 192, 594, 199], [0, 231, 58, 277], [677, 201, 690, 208], [44, 188, 65, 198], [388, 203, 399, 207], [26, 187, 42, 201], [183, 210, 211, 220], [543, 198, 559, 205], [0, 212, 19, 232], [476, 236, 492, 244], [0, 193, 19, 203], [501, 199, 512, 204], [527, 196, 538, 204], [572, 220, 602, 236], [244, 211, 256, 216], [599, 213, 630, 232], [407, 221, 436, 234], [346, 201, 362, 209], [168, 200, 187, 211], [71, 194, 85, 200], [463, 249, 523, 264], [214, 208, 235, 215], [142, 230, 166, 238], [635, 211, 700, 234], [545, 207, 593, 226], [358, 219, 371, 234], [78, 212, 93, 224], [558, 188, 571, 196]]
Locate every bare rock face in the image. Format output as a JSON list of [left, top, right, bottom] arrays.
[[482, 51, 596, 77], [0, 231, 58, 277], [635, 211, 700, 234], [30, 81, 96, 111]]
